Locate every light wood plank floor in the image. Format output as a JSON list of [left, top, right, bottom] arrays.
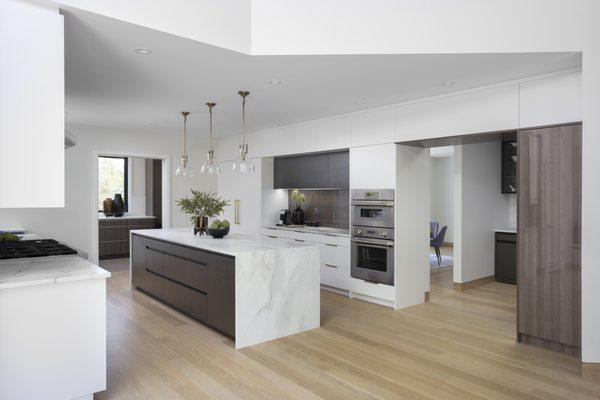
[[97, 258, 600, 400]]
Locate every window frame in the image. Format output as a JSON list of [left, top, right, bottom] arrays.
[[98, 155, 129, 213]]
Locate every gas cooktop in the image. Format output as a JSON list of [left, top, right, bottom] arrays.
[[0, 239, 78, 260]]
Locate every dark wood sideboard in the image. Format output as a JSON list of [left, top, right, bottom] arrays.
[[99, 217, 156, 259]]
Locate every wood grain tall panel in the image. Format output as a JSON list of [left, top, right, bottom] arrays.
[[517, 123, 581, 356]]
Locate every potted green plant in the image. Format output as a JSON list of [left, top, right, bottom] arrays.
[[176, 189, 229, 235]]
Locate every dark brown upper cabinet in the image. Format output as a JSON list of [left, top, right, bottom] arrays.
[[298, 153, 329, 188], [328, 151, 350, 189], [274, 150, 349, 189], [274, 157, 299, 189]]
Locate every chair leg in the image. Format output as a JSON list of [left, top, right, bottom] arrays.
[[436, 247, 441, 265]]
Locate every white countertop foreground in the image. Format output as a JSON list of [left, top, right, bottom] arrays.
[[263, 225, 350, 237], [131, 228, 319, 257], [0, 256, 111, 290]]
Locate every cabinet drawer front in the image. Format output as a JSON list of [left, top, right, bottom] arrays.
[[162, 253, 209, 293], [319, 242, 350, 267], [320, 262, 349, 290], [161, 278, 207, 322], [496, 232, 517, 243], [99, 226, 129, 242], [145, 248, 163, 274]]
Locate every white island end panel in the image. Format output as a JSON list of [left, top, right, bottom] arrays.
[[235, 245, 320, 349], [0, 278, 107, 400]]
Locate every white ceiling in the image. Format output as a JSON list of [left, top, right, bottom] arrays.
[[64, 9, 582, 138]]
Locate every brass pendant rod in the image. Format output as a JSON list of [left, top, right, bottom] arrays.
[[238, 91, 249, 146]]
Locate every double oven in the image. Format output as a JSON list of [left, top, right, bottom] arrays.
[[350, 189, 395, 285]]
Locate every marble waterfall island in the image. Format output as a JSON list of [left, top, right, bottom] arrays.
[[130, 228, 320, 349]]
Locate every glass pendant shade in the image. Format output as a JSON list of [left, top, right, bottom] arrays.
[[232, 144, 255, 172], [176, 111, 194, 177], [200, 103, 221, 175], [233, 91, 254, 173]]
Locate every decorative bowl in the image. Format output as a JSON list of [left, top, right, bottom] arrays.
[[207, 226, 230, 239]]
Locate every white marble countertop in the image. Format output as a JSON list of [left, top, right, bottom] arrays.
[[98, 214, 156, 220], [131, 228, 319, 257], [494, 228, 517, 234], [262, 225, 350, 237], [0, 256, 111, 290]]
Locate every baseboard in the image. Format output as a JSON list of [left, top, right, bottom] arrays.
[[424, 291, 430, 302], [320, 284, 349, 297], [582, 363, 600, 379], [518, 332, 581, 357], [442, 242, 454, 248], [349, 291, 395, 308], [453, 275, 495, 291]]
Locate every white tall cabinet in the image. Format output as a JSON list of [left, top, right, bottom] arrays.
[[0, 0, 64, 208]]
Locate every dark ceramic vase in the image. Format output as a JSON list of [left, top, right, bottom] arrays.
[[194, 216, 208, 235], [292, 206, 305, 225], [102, 198, 114, 217], [113, 194, 125, 217]]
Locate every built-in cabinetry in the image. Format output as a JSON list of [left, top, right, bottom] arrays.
[[274, 150, 349, 189], [494, 232, 516, 284], [0, 0, 64, 207], [260, 227, 395, 306], [517, 123, 581, 356], [99, 217, 155, 259], [501, 140, 517, 194], [131, 234, 235, 338], [261, 228, 350, 291]]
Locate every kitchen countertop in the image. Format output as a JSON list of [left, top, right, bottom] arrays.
[[0, 255, 111, 290], [98, 214, 156, 220], [494, 228, 517, 234], [131, 228, 319, 257], [262, 225, 350, 237]]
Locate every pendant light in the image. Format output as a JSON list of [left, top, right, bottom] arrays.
[[200, 102, 221, 175], [232, 90, 255, 173], [175, 111, 194, 177]]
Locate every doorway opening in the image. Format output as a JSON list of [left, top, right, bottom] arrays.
[[90, 152, 170, 267]]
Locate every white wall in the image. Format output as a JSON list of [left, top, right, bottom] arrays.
[[128, 157, 146, 215], [0, 124, 216, 257], [0, 0, 64, 207], [395, 145, 430, 308], [453, 142, 513, 283], [430, 155, 454, 243]]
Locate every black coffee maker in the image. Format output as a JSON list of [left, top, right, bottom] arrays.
[[279, 209, 293, 225]]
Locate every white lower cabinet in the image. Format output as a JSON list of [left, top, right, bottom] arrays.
[[261, 228, 350, 291]]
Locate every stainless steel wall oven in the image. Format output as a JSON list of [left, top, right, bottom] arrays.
[[350, 189, 394, 285]]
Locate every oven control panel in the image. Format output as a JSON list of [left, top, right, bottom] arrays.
[[352, 226, 394, 240]]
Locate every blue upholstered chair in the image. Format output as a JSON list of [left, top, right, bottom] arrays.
[[430, 226, 447, 265], [430, 221, 439, 239]]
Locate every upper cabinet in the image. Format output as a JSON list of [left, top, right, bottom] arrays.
[[274, 150, 349, 189], [0, 0, 64, 208]]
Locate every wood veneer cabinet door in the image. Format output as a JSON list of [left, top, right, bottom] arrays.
[[517, 123, 581, 353]]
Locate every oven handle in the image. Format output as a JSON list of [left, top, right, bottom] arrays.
[[351, 238, 394, 248], [351, 201, 394, 207]]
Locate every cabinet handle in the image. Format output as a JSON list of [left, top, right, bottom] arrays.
[[234, 200, 240, 225], [268, 235, 278, 239], [324, 263, 338, 269], [294, 239, 305, 242], [325, 243, 338, 247]]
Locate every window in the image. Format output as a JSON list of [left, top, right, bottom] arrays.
[[98, 156, 128, 211]]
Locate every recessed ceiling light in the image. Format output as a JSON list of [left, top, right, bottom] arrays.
[[442, 81, 455, 86], [134, 48, 152, 55], [354, 101, 365, 105], [269, 80, 282, 85]]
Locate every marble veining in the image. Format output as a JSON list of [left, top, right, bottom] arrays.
[[131, 228, 318, 257], [262, 225, 350, 237], [235, 245, 320, 349], [0, 256, 111, 290]]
